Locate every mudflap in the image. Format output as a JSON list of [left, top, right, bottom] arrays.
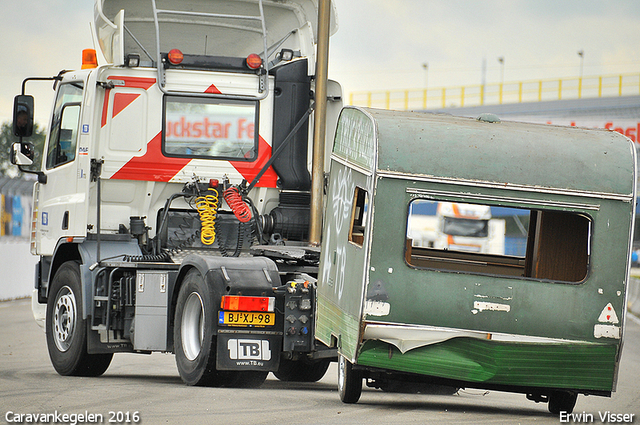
[[86, 324, 133, 354], [216, 332, 281, 371]]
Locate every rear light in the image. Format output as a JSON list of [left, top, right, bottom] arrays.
[[81, 49, 98, 69], [245, 53, 262, 69], [167, 49, 184, 65], [221, 295, 275, 312]]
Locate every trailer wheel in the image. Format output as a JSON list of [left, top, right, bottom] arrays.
[[338, 355, 362, 403], [548, 391, 578, 415], [46, 261, 112, 376], [274, 357, 330, 382]]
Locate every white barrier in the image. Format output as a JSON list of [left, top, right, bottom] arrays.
[[0, 239, 38, 301]]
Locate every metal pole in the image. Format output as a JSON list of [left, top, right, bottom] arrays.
[[578, 50, 584, 98], [481, 57, 486, 104], [309, 0, 331, 246], [422, 62, 428, 109], [498, 57, 504, 104]]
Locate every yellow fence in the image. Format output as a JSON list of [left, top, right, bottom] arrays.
[[349, 73, 640, 111]]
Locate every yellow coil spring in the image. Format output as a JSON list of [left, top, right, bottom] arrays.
[[195, 188, 219, 245]]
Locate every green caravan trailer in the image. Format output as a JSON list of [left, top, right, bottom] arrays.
[[315, 106, 636, 414]]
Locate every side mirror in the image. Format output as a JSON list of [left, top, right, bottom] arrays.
[[13, 95, 34, 138], [10, 142, 34, 166]]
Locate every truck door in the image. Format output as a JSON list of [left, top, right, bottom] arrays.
[[38, 81, 84, 255]]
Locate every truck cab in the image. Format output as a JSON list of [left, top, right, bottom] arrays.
[[434, 201, 492, 253]]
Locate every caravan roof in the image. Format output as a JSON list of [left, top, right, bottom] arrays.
[[332, 107, 636, 200]]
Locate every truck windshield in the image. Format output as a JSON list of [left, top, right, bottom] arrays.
[[163, 96, 258, 160]]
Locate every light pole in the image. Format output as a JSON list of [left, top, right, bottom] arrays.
[[422, 62, 428, 109], [498, 57, 505, 103], [481, 57, 486, 105], [577, 50, 584, 98]]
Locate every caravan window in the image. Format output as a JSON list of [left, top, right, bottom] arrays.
[[406, 199, 591, 283], [349, 187, 369, 247], [163, 96, 259, 161]]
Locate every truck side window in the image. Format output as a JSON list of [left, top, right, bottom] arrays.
[[406, 199, 590, 283], [45, 83, 84, 169]]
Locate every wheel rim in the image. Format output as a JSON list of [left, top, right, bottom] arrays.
[[181, 292, 205, 361], [53, 285, 77, 352]]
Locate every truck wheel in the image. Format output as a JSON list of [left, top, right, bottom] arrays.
[[46, 261, 112, 376], [338, 355, 362, 403], [548, 391, 578, 414], [174, 269, 233, 386], [174, 269, 269, 388], [233, 371, 269, 388], [274, 357, 330, 382]]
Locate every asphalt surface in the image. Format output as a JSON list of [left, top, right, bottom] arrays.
[[1, 298, 639, 425]]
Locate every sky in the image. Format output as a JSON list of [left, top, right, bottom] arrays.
[[1, 0, 639, 126]]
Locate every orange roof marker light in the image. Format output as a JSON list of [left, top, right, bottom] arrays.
[[167, 49, 184, 65], [245, 53, 262, 70], [81, 49, 98, 69]]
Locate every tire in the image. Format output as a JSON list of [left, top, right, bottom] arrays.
[[233, 371, 269, 388], [174, 269, 264, 387], [548, 391, 578, 415], [46, 261, 112, 376], [274, 357, 331, 382], [338, 355, 362, 403], [174, 269, 219, 386]]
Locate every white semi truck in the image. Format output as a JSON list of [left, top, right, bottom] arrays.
[[407, 201, 505, 254], [11, 0, 342, 386]]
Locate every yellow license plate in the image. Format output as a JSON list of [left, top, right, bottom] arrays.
[[218, 311, 275, 326]]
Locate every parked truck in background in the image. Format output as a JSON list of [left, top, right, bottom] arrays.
[[407, 201, 505, 254], [434, 202, 492, 252], [11, 0, 341, 387]]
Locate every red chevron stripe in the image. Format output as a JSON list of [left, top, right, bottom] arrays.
[[113, 93, 140, 118], [205, 84, 222, 94], [111, 132, 189, 182], [102, 76, 156, 128], [230, 136, 278, 187]]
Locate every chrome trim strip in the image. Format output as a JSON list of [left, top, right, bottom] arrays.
[[405, 187, 601, 211], [375, 170, 632, 203], [331, 154, 373, 176], [363, 322, 597, 354]]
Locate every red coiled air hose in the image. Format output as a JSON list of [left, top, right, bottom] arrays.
[[223, 186, 252, 223]]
